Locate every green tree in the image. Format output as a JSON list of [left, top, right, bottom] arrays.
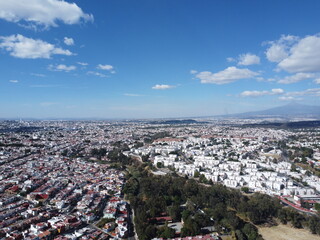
[[144, 225, 158, 240], [291, 163, 298, 172], [277, 208, 288, 224], [199, 174, 208, 183], [308, 216, 319, 234], [241, 187, 249, 193], [157, 162, 163, 168], [159, 224, 176, 239], [314, 203, 320, 212], [235, 230, 245, 240], [123, 177, 139, 196], [245, 193, 281, 224], [242, 223, 258, 240], [225, 211, 240, 230], [181, 217, 201, 237], [168, 204, 182, 222], [181, 209, 192, 222]]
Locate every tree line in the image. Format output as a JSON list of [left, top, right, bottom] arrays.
[[123, 163, 320, 240]]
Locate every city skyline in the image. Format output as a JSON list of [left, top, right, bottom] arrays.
[[1, 0, 320, 118]]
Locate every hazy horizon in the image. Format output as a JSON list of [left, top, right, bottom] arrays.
[[1, 102, 320, 120]]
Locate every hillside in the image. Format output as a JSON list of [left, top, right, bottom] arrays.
[[220, 103, 320, 119]]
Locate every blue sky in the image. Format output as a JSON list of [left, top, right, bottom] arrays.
[[1, 0, 320, 119]]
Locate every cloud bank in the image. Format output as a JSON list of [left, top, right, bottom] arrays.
[[0, 0, 93, 29], [0, 34, 73, 59]]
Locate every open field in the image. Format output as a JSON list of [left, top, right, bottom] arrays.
[[259, 224, 320, 240]]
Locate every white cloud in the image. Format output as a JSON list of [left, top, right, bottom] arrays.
[[238, 53, 260, 65], [271, 88, 284, 94], [266, 44, 288, 62], [64, 37, 74, 46], [278, 96, 296, 101], [240, 90, 269, 97], [87, 71, 107, 78], [240, 88, 284, 97], [9, 80, 19, 83], [152, 84, 175, 90], [265, 35, 299, 62], [195, 66, 259, 84], [256, 77, 275, 82], [226, 57, 236, 62], [0, 34, 73, 59], [278, 35, 320, 73], [278, 73, 315, 84], [190, 70, 198, 74], [286, 88, 320, 97], [266, 34, 320, 73], [48, 64, 76, 72], [31, 73, 46, 77], [0, 0, 93, 29], [97, 64, 114, 70], [314, 78, 320, 84], [77, 62, 88, 66]]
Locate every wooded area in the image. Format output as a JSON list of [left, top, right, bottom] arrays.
[[123, 163, 320, 240]]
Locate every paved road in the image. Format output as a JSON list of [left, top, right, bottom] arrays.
[[278, 196, 317, 216], [127, 202, 138, 240]]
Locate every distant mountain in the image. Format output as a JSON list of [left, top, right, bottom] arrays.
[[220, 103, 320, 119]]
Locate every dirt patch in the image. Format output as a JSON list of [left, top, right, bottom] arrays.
[[220, 236, 233, 240], [259, 224, 320, 240]]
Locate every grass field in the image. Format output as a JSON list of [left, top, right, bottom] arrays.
[[259, 224, 320, 240]]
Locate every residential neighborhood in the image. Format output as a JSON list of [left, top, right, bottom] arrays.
[[0, 121, 132, 239], [1, 119, 320, 239]]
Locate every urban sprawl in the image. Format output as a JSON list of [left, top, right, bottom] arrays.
[[1, 119, 320, 239]]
